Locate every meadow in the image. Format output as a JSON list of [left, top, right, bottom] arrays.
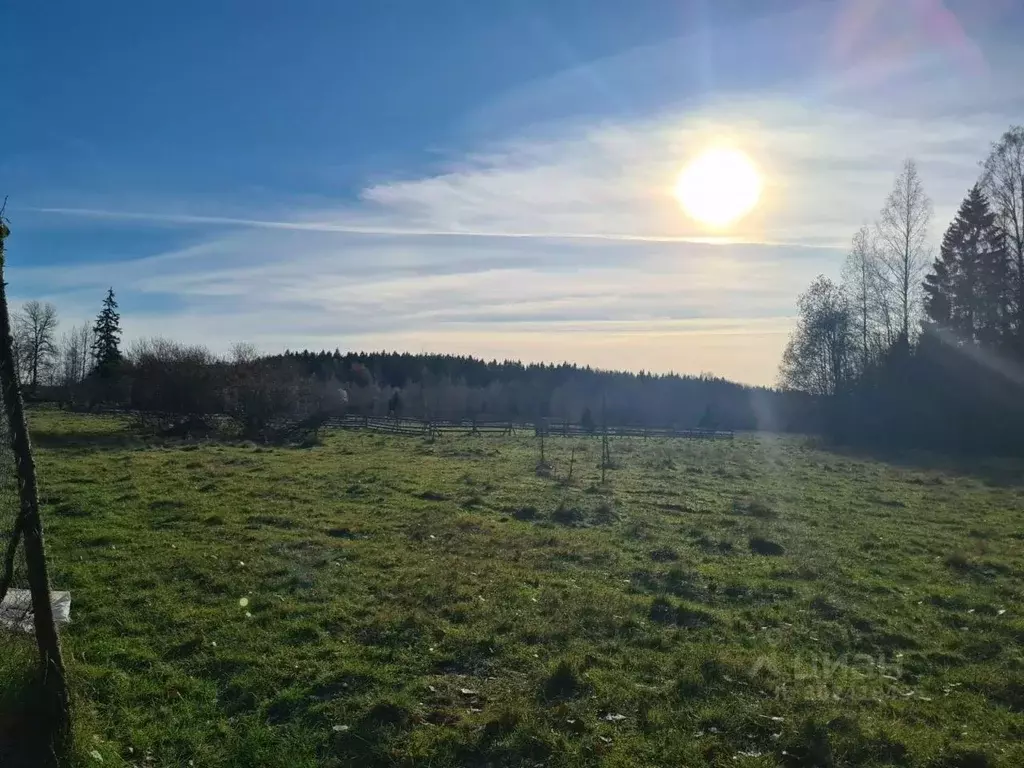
[[4, 409, 1024, 767]]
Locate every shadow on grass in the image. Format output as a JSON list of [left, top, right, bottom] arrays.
[[32, 426, 333, 454], [29, 429, 145, 453], [0, 652, 60, 768], [821, 440, 1024, 488]]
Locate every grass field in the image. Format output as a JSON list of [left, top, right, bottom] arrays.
[[5, 409, 1024, 767]]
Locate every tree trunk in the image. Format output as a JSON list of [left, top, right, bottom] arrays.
[[0, 229, 70, 764]]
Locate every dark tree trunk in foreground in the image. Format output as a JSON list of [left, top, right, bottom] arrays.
[[0, 214, 70, 764]]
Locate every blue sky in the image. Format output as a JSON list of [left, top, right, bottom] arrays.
[[5, 0, 1023, 384]]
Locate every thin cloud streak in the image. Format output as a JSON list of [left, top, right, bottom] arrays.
[[28, 206, 837, 249]]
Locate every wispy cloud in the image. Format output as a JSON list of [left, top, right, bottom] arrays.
[[27, 206, 823, 248]]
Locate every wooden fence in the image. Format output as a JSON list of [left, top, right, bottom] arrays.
[[329, 414, 733, 440], [47, 404, 734, 441]]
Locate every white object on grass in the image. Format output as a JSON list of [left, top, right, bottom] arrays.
[[0, 588, 71, 633]]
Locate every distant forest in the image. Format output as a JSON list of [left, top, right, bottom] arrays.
[[262, 349, 813, 432]]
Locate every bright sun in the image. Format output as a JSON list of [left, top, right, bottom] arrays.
[[674, 147, 762, 228]]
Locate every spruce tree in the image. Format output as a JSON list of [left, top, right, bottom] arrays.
[[922, 250, 952, 330], [923, 185, 1010, 345], [91, 288, 123, 375], [974, 198, 1013, 346]]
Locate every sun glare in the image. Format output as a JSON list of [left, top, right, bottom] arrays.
[[674, 147, 762, 228]]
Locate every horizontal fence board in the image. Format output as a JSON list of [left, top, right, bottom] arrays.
[[51, 406, 733, 440], [330, 415, 732, 440]]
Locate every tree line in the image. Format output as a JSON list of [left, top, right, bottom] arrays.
[[12, 282, 816, 437], [780, 126, 1024, 453], [263, 349, 812, 431]]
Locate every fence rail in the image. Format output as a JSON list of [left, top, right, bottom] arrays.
[[44, 404, 734, 441], [329, 415, 733, 440]]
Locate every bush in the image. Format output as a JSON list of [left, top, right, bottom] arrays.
[[224, 362, 345, 442], [541, 660, 586, 701], [592, 499, 617, 523], [551, 503, 584, 526]]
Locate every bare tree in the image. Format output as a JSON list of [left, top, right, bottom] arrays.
[[875, 282, 897, 351], [58, 322, 94, 388], [980, 126, 1024, 342], [779, 276, 855, 397], [876, 159, 932, 341], [229, 341, 260, 364], [14, 300, 59, 392], [842, 225, 882, 372]]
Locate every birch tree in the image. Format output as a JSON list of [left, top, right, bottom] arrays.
[[876, 159, 932, 342], [841, 225, 882, 371], [58, 322, 94, 388], [981, 126, 1024, 346]]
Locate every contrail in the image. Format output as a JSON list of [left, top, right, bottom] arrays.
[[28, 207, 842, 250]]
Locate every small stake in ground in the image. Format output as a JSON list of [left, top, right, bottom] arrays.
[[600, 392, 610, 485]]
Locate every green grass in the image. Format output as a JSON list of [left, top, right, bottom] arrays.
[[8, 410, 1024, 766]]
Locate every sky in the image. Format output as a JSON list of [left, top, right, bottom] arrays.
[[4, 0, 1024, 386]]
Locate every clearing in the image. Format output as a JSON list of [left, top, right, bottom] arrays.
[[3, 409, 1023, 767]]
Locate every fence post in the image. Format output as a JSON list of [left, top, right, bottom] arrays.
[[0, 215, 70, 762], [601, 392, 608, 485]]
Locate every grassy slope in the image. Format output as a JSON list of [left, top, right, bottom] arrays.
[[13, 410, 1024, 766]]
